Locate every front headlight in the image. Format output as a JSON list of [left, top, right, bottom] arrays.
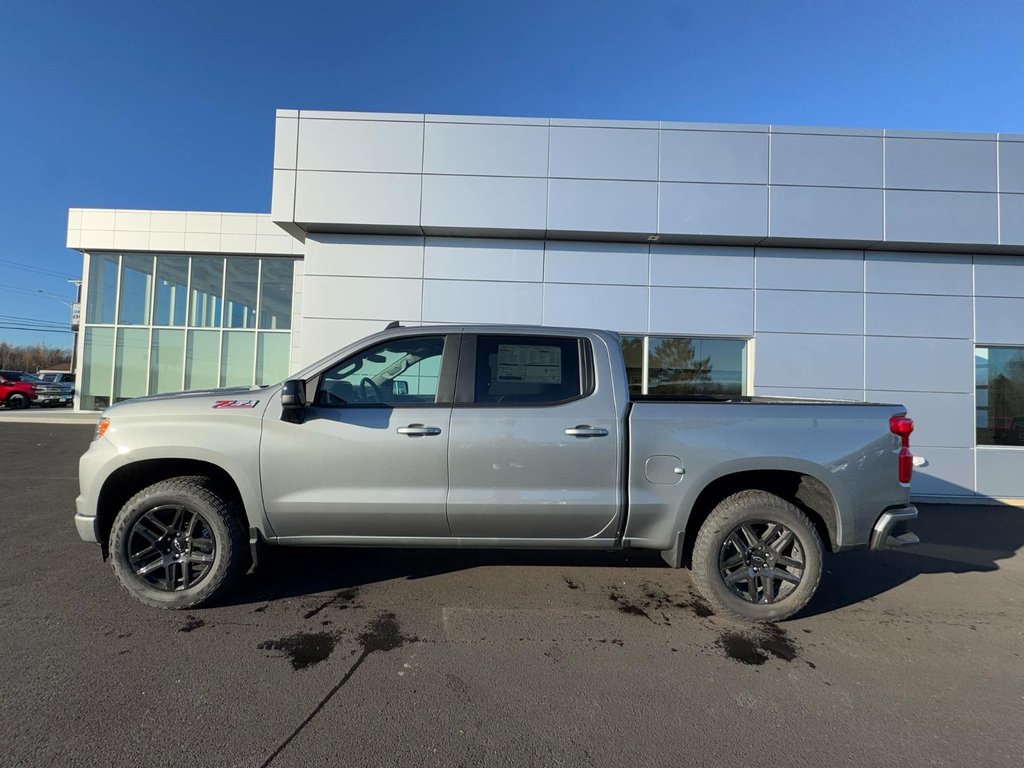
[[94, 417, 110, 441]]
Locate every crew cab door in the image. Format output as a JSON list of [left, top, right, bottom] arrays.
[[260, 332, 459, 539], [446, 333, 623, 541]]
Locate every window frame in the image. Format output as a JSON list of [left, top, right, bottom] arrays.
[[620, 333, 749, 398], [310, 332, 460, 409], [454, 333, 595, 407], [975, 343, 1024, 450]]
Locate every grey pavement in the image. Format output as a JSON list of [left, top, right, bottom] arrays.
[[1, 423, 1021, 767]]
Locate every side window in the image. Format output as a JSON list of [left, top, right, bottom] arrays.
[[316, 335, 447, 406], [474, 335, 584, 405]]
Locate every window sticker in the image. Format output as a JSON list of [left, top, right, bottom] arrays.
[[496, 344, 563, 384]]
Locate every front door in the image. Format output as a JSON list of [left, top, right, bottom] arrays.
[[446, 333, 622, 541], [260, 332, 457, 539]]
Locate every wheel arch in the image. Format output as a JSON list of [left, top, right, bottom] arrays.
[[95, 459, 250, 555], [668, 468, 841, 569]]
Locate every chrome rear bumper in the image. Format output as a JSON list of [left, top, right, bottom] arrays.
[[869, 505, 920, 551]]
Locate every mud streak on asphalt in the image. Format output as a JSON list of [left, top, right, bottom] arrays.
[[257, 612, 414, 768]]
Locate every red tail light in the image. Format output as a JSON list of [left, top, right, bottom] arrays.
[[890, 416, 914, 484]]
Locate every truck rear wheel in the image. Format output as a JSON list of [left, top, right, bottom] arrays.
[[108, 476, 246, 609], [691, 490, 822, 623]]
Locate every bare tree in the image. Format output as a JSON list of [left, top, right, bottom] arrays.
[[0, 342, 72, 373]]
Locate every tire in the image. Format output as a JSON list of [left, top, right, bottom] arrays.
[[691, 490, 823, 623], [7, 393, 29, 410], [108, 476, 246, 609]]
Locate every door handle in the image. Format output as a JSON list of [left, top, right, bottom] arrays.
[[564, 425, 609, 438], [396, 424, 442, 437]]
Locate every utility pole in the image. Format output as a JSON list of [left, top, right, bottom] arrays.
[[68, 280, 82, 372]]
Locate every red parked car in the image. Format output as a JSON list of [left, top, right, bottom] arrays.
[[0, 371, 37, 410]]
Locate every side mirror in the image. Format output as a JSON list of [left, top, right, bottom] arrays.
[[280, 379, 306, 423]]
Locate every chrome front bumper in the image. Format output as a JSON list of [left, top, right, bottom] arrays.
[[869, 505, 920, 551]]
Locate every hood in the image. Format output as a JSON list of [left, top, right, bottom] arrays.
[[106, 385, 274, 412]]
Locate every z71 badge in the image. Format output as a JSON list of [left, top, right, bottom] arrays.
[[212, 399, 260, 409]]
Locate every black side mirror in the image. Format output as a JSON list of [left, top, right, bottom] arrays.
[[281, 379, 306, 423]]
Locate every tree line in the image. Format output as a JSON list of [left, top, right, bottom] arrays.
[[0, 342, 72, 373]]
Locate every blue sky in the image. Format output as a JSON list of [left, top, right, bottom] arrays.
[[1, 0, 1022, 346]]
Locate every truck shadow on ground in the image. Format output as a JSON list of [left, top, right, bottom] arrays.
[[231, 546, 666, 607], [228, 503, 1023, 619], [802, 502, 1023, 617]]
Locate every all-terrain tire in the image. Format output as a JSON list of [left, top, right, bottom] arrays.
[[691, 490, 823, 623], [6, 393, 29, 410], [108, 476, 246, 609]]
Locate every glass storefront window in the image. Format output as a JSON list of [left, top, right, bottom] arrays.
[[189, 257, 224, 327], [976, 346, 1024, 446], [113, 328, 150, 400], [185, 330, 220, 390], [256, 332, 289, 385], [81, 327, 115, 410], [221, 331, 256, 387], [118, 255, 154, 325], [225, 259, 258, 329], [79, 253, 295, 408], [86, 254, 119, 324], [621, 335, 747, 396], [149, 329, 185, 394], [259, 258, 293, 330], [154, 256, 188, 326]]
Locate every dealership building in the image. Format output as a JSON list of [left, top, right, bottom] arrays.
[[66, 109, 1024, 501]]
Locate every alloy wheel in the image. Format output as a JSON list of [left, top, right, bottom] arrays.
[[719, 520, 805, 604], [126, 505, 216, 591]]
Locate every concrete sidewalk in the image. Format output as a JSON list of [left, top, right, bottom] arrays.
[[0, 408, 101, 425]]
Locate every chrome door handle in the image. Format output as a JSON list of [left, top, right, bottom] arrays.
[[396, 424, 442, 437], [564, 425, 609, 438]]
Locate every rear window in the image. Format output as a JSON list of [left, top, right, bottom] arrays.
[[473, 335, 583, 405]]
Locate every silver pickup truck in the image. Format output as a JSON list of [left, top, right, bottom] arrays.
[[75, 324, 919, 622]]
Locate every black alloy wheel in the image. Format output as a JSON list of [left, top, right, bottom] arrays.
[[126, 505, 217, 591], [718, 520, 805, 604], [7, 393, 29, 410]]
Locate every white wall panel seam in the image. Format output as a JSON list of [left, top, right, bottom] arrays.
[[996, 139, 1002, 244], [766, 132, 772, 236], [655, 127, 661, 235], [881, 131, 887, 241], [291, 120, 301, 222], [862, 251, 867, 399], [418, 122, 427, 313], [972, 253, 978, 491], [544, 122, 551, 237], [647, 242, 652, 333]]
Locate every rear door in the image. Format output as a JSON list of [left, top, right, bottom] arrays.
[[445, 333, 622, 541]]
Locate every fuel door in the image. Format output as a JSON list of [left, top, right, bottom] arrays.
[[645, 455, 684, 485]]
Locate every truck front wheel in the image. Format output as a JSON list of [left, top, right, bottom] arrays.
[[108, 477, 246, 609], [691, 490, 823, 623]]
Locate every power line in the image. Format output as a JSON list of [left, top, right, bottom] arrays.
[[0, 313, 67, 322], [0, 320, 69, 332], [0, 283, 75, 301], [0, 258, 78, 280], [0, 324, 72, 334], [0, 311, 68, 321]]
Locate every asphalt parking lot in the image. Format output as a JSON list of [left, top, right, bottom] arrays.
[[2, 422, 1022, 767]]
